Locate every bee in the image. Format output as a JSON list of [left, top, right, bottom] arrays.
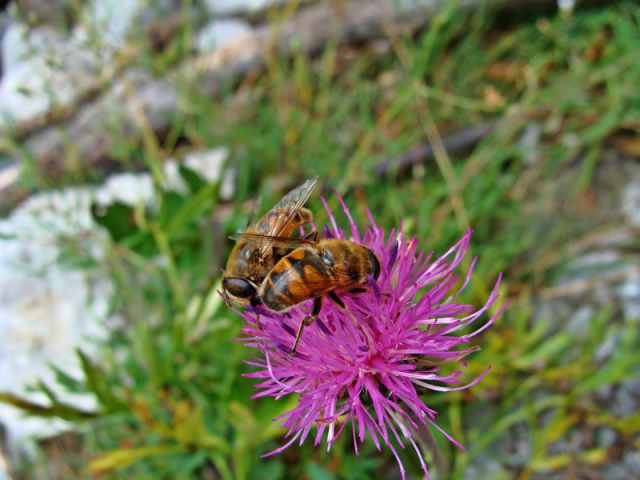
[[259, 236, 381, 354], [223, 177, 319, 307]]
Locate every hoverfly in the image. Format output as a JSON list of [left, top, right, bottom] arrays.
[[259, 235, 381, 354], [222, 177, 319, 307]]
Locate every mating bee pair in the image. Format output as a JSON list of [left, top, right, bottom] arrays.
[[223, 177, 380, 354]]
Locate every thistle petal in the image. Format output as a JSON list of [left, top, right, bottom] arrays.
[[236, 193, 504, 478]]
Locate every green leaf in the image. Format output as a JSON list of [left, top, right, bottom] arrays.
[[530, 448, 608, 472], [159, 191, 187, 228], [307, 462, 336, 480], [86, 444, 182, 473], [91, 202, 137, 242], [35, 380, 59, 404], [575, 350, 640, 395], [164, 182, 218, 237], [50, 365, 87, 394], [76, 349, 123, 412], [179, 164, 208, 193], [208, 452, 234, 480], [171, 401, 229, 452], [174, 451, 208, 477], [515, 332, 573, 368], [468, 396, 565, 457], [0, 391, 96, 421]]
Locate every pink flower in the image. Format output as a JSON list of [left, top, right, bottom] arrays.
[[239, 194, 505, 479]]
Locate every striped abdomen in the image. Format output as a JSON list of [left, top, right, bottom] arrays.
[[259, 239, 380, 313]]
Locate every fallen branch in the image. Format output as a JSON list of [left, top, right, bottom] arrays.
[[374, 118, 499, 178]]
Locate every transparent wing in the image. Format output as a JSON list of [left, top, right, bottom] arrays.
[[259, 176, 319, 237], [245, 194, 262, 228], [228, 233, 317, 249]]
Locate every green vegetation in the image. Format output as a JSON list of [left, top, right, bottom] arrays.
[[4, 2, 640, 478]]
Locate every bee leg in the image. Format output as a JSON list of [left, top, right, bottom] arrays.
[[221, 291, 233, 308], [328, 292, 373, 346], [250, 297, 263, 327], [291, 297, 322, 355], [302, 230, 319, 241], [250, 297, 262, 307], [348, 287, 367, 294], [328, 292, 360, 328]]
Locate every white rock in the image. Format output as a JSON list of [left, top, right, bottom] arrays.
[[93, 172, 154, 206], [0, 454, 8, 480], [163, 147, 234, 199], [0, 146, 230, 469], [558, 0, 576, 12], [0, 0, 146, 128], [79, 0, 146, 52], [0, 25, 101, 128], [0, 13, 9, 48], [0, 187, 109, 460], [195, 18, 253, 54], [93, 147, 232, 205], [2, 23, 63, 72], [202, 0, 288, 16], [183, 147, 231, 186], [0, 161, 19, 192]]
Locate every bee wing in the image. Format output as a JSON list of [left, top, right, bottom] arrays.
[[253, 176, 319, 258], [229, 233, 317, 249], [262, 176, 319, 237], [246, 194, 262, 228]]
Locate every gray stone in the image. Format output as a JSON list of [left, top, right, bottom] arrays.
[[610, 380, 640, 416], [622, 178, 640, 227], [0, 13, 9, 74], [594, 329, 619, 362], [624, 451, 640, 476], [603, 463, 633, 480], [518, 122, 543, 167], [195, 18, 253, 54], [465, 457, 506, 479], [566, 305, 594, 334], [619, 274, 640, 320], [597, 427, 618, 448]]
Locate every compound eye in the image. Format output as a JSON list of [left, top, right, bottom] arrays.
[[223, 277, 257, 299], [320, 249, 335, 266]]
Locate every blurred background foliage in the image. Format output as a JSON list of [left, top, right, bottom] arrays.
[[1, 0, 639, 479]]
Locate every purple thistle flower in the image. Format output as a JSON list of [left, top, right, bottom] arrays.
[[239, 193, 505, 479]]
